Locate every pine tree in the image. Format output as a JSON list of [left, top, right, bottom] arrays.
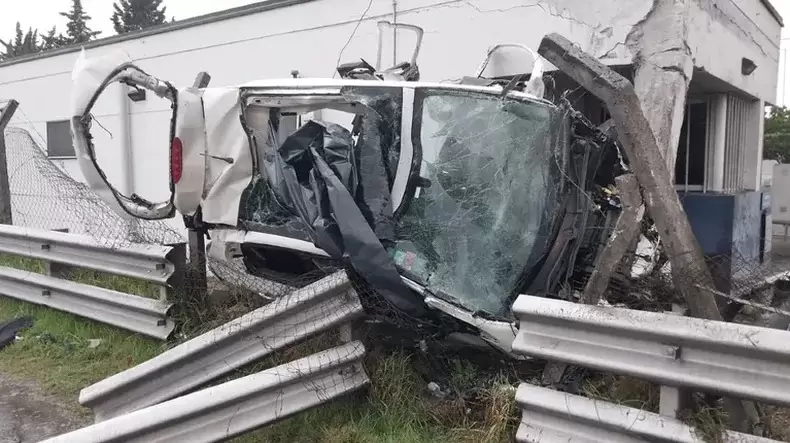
[[60, 0, 101, 44], [41, 27, 69, 51], [13, 22, 24, 50], [0, 22, 43, 60], [111, 0, 167, 34]]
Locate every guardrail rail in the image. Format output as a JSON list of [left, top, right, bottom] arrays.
[[0, 224, 182, 339], [512, 295, 790, 406], [44, 341, 369, 443], [80, 270, 363, 421], [515, 383, 775, 443], [511, 294, 790, 441]]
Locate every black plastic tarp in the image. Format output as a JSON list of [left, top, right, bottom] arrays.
[[258, 119, 426, 316], [0, 317, 33, 351]]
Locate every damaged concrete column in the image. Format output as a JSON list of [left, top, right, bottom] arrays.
[[537, 32, 759, 434], [626, 0, 694, 177]]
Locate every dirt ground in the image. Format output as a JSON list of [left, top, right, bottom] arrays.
[[0, 372, 87, 443]]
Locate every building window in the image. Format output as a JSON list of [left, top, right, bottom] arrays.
[[675, 101, 708, 189], [46, 120, 75, 158]]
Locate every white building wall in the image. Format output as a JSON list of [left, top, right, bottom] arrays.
[[0, 0, 781, 233], [688, 0, 781, 102]]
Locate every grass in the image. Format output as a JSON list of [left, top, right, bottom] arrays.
[[582, 373, 659, 412], [0, 297, 166, 416], [67, 268, 162, 299], [679, 404, 729, 443], [0, 253, 46, 273], [765, 406, 790, 441], [232, 347, 518, 443]]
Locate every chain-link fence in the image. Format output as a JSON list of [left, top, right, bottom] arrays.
[[4, 125, 183, 248]]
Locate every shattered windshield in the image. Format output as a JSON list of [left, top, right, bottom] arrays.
[[393, 90, 567, 316]]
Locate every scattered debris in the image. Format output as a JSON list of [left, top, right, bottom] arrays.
[[427, 382, 446, 399]]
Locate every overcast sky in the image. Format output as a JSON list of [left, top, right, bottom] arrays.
[[1, 0, 790, 105], [0, 0, 260, 38]]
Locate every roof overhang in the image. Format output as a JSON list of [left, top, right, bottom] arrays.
[[761, 0, 784, 27]]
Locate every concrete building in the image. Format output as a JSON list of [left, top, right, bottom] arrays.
[[0, 0, 783, 256]]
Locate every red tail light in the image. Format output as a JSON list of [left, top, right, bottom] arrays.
[[171, 137, 183, 184]]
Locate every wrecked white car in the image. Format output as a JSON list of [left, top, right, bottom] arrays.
[[70, 27, 620, 354]]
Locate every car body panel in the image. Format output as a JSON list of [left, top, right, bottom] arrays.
[[68, 44, 618, 356]]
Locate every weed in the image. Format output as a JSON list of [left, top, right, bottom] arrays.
[[0, 252, 161, 299], [479, 379, 519, 441], [0, 253, 46, 273], [449, 358, 479, 393], [67, 268, 161, 299], [764, 406, 790, 441], [582, 373, 659, 412], [679, 405, 728, 443], [0, 296, 165, 415]]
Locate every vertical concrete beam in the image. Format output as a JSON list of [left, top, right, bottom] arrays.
[[626, 0, 694, 180], [537, 33, 758, 433], [537, 33, 720, 320]]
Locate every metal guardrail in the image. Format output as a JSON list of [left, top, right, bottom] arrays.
[[0, 224, 175, 285], [515, 383, 777, 443], [80, 271, 363, 421], [0, 265, 174, 340], [44, 341, 369, 443], [511, 295, 790, 406]]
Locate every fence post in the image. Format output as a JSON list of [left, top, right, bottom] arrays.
[[0, 100, 19, 225]]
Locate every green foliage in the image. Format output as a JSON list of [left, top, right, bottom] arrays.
[[0, 253, 46, 273], [1, 0, 100, 59], [764, 106, 790, 162], [111, 0, 167, 34], [41, 27, 70, 51], [60, 0, 101, 44], [0, 21, 71, 60], [449, 358, 479, 392], [0, 23, 42, 60], [0, 297, 165, 402]]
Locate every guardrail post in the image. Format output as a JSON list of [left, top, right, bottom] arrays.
[[659, 304, 691, 418], [0, 100, 19, 225], [165, 243, 188, 302], [44, 228, 72, 279]]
